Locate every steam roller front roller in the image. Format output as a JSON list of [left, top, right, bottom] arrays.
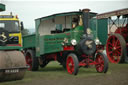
[[0, 51, 27, 82]]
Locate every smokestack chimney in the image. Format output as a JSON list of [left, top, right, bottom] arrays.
[[82, 9, 90, 34]]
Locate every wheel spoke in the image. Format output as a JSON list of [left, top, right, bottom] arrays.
[[118, 48, 121, 51], [112, 52, 120, 62], [115, 50, 121, 56], [67, 56, 74, 74], [28, 59, 32, 64], [116, 45, 121, 49], [108, 51, 113, 55], [71, 60, 74, 72], [109, 46, 113, 49], [115, 55, 120, 59], [114, 39, 119, 47], [112, 52, 116, 59], [112, 36, 116, 46], [95, 54, 105, 72], [101, 60, 104, 64], [108, 42, 113, 46]]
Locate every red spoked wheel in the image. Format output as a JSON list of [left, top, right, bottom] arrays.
[[106, 34, 126, 63], [25, 52, 32, 71], [25, 50, 39, 71], [95, 52, 108, 73], [66, 53, 79, 75]]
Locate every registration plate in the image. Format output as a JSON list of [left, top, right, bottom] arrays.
[[5, 69, 19, 74]]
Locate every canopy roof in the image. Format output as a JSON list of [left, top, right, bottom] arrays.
[[97, 8, 128, 19], [35, 11, 97, 21]]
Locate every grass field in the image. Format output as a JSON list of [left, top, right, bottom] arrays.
[[0, 61, 128, 85]]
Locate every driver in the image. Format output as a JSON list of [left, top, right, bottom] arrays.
[[72, 17, 79, 28]]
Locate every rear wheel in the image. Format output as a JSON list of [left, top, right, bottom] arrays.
[[106, 34, 126, 63], [95, 52, 108, 73], [25, 50, 39, 71], [66, 53, 79, 75]]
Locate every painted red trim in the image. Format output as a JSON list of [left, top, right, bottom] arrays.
[[46, 54, 57, 61], [79, 55, 97, 67], [7, 44, 22, 47], [63, 46, 74, 51], [66, 33, 70, 35], [66, 56, 75, 74]]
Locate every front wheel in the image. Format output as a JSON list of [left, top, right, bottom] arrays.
[[66, 53, 79, 75], [95, 52, 108, 73]]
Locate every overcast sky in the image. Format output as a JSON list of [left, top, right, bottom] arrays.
[[0, 0, 128, 29]]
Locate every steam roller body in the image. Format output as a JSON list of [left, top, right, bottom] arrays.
[[0, 51, 27, 82]]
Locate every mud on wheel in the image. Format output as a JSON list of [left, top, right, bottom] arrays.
[[95, 52, 108, 73], [66, 53, 79, 75], [106, 34, 126, 63]]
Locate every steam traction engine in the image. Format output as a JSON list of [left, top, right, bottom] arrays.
[[23, 9, 108, 75], [97, 8, 128, 63]]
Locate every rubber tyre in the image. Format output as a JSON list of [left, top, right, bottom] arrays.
[[106, 34, 127, 63], [62, 52, 69, 69], [95, 52, 108, 73], [25, 50, 39, 71], [66, 53, 79, 75]]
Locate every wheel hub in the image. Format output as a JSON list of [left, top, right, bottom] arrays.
[[68, 63, 72, 67], [113, 47, 116, 50]]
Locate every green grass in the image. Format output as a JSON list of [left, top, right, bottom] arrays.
[[0, 61, 127, 85]]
